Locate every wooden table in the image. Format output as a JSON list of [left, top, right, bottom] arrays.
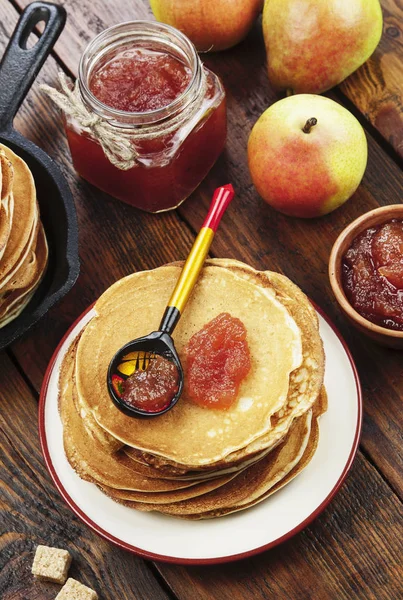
[[1, 1, 402, 598]]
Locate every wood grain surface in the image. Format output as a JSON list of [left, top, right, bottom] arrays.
[[1, 0, 402, 598], [339, 0, 403, 161]]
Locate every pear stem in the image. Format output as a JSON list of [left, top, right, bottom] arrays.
[[302, 118, 317, 133]]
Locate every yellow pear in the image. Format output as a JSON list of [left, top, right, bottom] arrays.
[[263, 0, 383, 94], [150, 0, 263, 52], [248, 95, 368, 218]]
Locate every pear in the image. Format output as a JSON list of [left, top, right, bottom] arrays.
[[150, 0, 263, 52], [263, 0, 383, 94], [248, 95, 368, 218]]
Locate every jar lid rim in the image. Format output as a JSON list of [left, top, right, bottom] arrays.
[[78, 20, 203, 124]]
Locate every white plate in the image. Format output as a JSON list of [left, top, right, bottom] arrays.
[[39, 303, 362, 564]]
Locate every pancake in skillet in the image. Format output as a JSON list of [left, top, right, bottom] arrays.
[[0, 225, 48, 321], [0, 144, 48, 329], [0, 145, 37, 286], [0, 152, 14, 260]]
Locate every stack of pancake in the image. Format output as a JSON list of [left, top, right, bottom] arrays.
[[58, 259, 326, 519], [0, 144, 48, 328]]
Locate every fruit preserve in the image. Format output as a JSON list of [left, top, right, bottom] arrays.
[[342, 219, 403, 331], [120, 354, 179, 413], [184, 312, 251, 409], [64, 21, 227, 212]]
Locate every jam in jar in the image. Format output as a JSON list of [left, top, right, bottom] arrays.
[[65, 21, 227, 212], [342, 219, 403, 331]]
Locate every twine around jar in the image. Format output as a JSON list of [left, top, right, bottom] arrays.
[[41, 72, 207, 171]]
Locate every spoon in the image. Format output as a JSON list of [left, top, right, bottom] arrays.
[[107, 183, 235, 418]]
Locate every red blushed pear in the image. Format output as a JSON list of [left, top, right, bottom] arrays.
[[263, 0, 383, 94], [149, 0, 263, 52], [247, 95, 368, 218]]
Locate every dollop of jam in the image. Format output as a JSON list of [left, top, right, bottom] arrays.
[[89, 47, 192, 113], [342, 219, 403, 331], [184, 312, 251, 410], [121, 354, 179, 413]]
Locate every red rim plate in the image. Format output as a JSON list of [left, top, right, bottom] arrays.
[[38, 301, 362, 565]]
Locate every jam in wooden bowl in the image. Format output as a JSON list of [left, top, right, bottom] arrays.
[[329, 205, 403, 349]]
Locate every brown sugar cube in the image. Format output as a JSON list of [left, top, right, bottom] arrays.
[[31, 545, 72, 584], [55, 578, 98, 600]]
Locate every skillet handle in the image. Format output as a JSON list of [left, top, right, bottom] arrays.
[[0, 1, 66, 131]]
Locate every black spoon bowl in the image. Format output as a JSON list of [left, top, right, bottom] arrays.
[[0, 2, 79, 349], [107, 184, 235, 418], [107, 331, 184, 418]]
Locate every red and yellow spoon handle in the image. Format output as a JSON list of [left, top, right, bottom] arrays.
[[159, 184, 235, 334]]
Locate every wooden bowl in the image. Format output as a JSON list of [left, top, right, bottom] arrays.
[[329, 204, 403, 349]]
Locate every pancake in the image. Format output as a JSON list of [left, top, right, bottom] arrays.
[[0, 195, 12, 262], [112, 407, 314, 517], [0, 152, 13, 203], [0, 145, 37, 282], [0, 144, 48, 329], [76, 264, 303, 467], [60, 349, 198, 492], [182, 421, 320, 519], [114, 387, 327, 518], [124, 443, 277, 481], [121, 260, 324, 472], [62, 332, 124, 454], [0, 153, 14, 260], [67, 335, 284, 480], [0, 225, 48, 319], [1, 245, 38, 293], [59, 339, 239, 495], [201, 260, 325, 460], [1, 188, 14, 222], [100, 418, 306, 504], [58, 259, 327, 519], [72, 381, 124, 454], [97, 467, 240, 504], [0, 289, 36, 327], [179, 387, 328, 519]]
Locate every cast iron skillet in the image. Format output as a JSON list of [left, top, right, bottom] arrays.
[[0, 1, 79, 350]]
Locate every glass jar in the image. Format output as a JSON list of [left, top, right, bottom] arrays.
[[64, 21, 227, 213]]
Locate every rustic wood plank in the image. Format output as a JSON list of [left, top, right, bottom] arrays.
[[0, 352, 173, 600], [339, 0, 403, 160]]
